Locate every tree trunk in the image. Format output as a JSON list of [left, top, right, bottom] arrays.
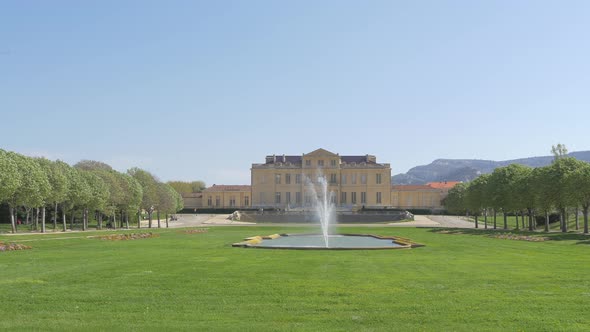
[[157, 210, 161, 228], [9, 206, 16, 233], [35, 207, 39, 231], [528, 209, 533, 231], [70, 213, 75, 230], [83, 209, 88, 231], [575, 207, 579, 230], [25, 209, 30, 228], [138, 211, 141, 229], [54, 202, 58, 230], [125, 212, 129, 229], [98, 213, 103, 230], [113, 213, 117, 230], [545, 211, 550, 232], [503, 212, 507, 230], [120, 210, 124, 228], [62, 207, 67, 232], [41, 207, 46, 233], [484, 209, 488, 229], [562, 208, 567, 232], [166, 213, 169, 228], [475, 215, 479, 228], [493, 210, 497, 229], [521, 211, 526, 229], [583, 205, 589, 234], [149, 212, 152, 229], [515, 212, 519, 230]]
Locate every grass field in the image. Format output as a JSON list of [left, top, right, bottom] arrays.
[[2, 226, 590, 331]]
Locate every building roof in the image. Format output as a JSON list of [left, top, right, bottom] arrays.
[[426, 181, 461, 189], [203, 185, 251, 192], [392, 185, 435, 191]]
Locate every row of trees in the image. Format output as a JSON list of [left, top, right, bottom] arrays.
[[444, 146, 590, 233], [0, 149, 184, 233]]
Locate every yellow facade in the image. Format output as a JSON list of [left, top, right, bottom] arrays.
[[251, 148, 392, 208], [202, 185, 251, 209]]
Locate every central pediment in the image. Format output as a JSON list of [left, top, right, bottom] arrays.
[[304, 148, 338, 157]]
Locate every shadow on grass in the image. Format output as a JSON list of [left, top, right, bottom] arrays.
[[429, 228, 590, 244]]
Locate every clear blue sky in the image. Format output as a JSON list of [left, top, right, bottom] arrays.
[[2, 1, 590, 185]]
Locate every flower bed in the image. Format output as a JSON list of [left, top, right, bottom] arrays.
[[182, 228, 209, 234], [490, 233, 549, 242], [0, 241, 32, 252], [98, 233, 159, 241]]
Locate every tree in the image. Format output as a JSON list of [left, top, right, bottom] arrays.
[[128, 168, 159, 228], [551, 144, 568, 160], [567, 161, 590, 234], [489, 164, 533, 230], [80, 170, 109, 230], [36, 158, 70, 233], [63, 167, 92, 231], [465, 174, 490, 228], [443, 182, 466, 215], [542, 158, 583, 232], [74, 160, 113, 171], [119, 174, 143, 229], [0, 149, 21, 232], [5, 153, 50, 233]]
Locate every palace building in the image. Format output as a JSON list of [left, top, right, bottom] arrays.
[[191, 148, 458, 211], [251, 148, 391, 208]]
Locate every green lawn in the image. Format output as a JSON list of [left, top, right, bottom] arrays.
[[1, 226, 590, 331]]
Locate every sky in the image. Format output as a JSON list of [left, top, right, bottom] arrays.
[[2, 1, 590, 185]]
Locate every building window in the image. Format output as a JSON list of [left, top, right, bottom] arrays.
[[260, 175, 266, 184], [376, 192, 382, 204], [215, 196, 221, 207], [207, 196, 212, 207], [331, 160, 337, 167], [296, 192, 302, 204], [318, 160, 324, 167], [229, 196, 236, 207], [275, 174, 281, 184], [275, 192, 281, 204], [351, 174, 357, 184], [305, 160, 311, 166], [376, 173, 382, 184], [351, 192, 357, 204], [361, 192, 366, 204], [295, 174, 302, 184], [330, 173, 337, 184], [244, 196, 249, 206], [361, 174, 367, 184], [286, 192, 291, 204], [285, 174, 291, 184], [330, 195, 336, 204], [341, 174, 347, 184], [341, 192, 347, 205]]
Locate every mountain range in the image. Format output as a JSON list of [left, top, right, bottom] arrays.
[[391, 151, 590, 185]]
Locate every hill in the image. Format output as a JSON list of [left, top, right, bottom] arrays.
[[392, 151, 590, 185]]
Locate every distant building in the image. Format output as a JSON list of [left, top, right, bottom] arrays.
[[202, 185, 251, 209], [198, 149, 459, 211], [391, 181, 461, 210]]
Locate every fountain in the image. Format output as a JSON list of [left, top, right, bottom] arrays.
[[232, 171, 423, 250], [305, 174, 334, 248]]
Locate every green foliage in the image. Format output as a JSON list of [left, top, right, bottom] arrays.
[[0, 149, 21, 204], [443, 182, 466, 214], [11, 153, 51, 208], [167, 180, 206, 195], [128, 167, 159, 213]]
